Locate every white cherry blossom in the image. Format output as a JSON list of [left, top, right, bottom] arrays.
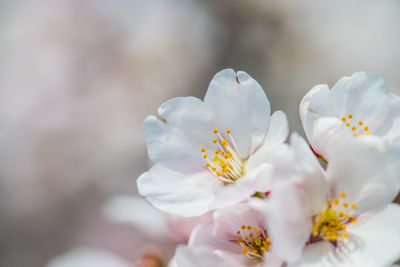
[[137, 69, 288, 216], [263, 133, 400, 267], [300, 72, 400, 160]]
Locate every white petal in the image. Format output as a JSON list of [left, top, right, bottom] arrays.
[[265, 181, 313, 264], [326, 72, 388, 119], [144, 96, 224, 163], [204, 69, 271, 158], [137, 159, 222, 216], [298, 204, 400, 267], [189, 223, 240, 254], [384, 117, 400, 145], [327, 134, 400, 213], [310, 117, 352, 160], [210, 163, 273, 210], [299, 84, 330, 144], [246, 111, 288, 171]]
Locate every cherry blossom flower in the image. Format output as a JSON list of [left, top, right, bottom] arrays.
[[263, 133, 400, 267], [186, 202, 283, 267], [137, 69, 288, 216], [300, 72, 400, 160]]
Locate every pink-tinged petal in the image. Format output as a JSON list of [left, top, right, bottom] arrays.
[[299, 84, 330, 144], [137, 159, 222, 217], [166, 212, 213, 243], [204, 69, 271, 158], [297, 204, 400, 267], [210, 163, 273, 210], [213, 202, 266, 241], [189, 223, 240, 254], [265, 181, 313, 264], [145, 96, 225, 163], [174, 246, 247, 267], [327, 134, 400, 213]]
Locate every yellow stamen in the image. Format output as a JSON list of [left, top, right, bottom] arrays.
[[340, 192, 346, 198], [213, 128, 218, 134], [364, 126, 369, 131], [201, 147, 206, 152], [358, 120, 363, 125], [203, 154, 207, 158], [351, 126, 356, 131], [348, 114, 353, 118], [341, 116, 346, 121], [226, 129, 231, 134]]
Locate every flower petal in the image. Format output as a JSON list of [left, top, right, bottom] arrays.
[[204, 69, 271, 158], [245, 111, 289, 172], [319, 204, 400, 267], [189, 223, 240, 254], [144, 96, 224, 163], [213, 202, 266, 241], [327, 134, 400, 213], [326, 72, 388, 119], [137, 159, 222, 216], [299, 84, 330, 144], [210, 163, 273, 210], [265, 181, 313, 264]]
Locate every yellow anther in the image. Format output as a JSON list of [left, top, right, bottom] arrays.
[[247, 225, 252, 230], [358, 120, 363, 125], [338, 211, 344, 217], [351, 126, 356, 131], [346, 122, 350, 127], [221, 139, 228, 146], [212, 138, 217, 143], [216, 172, 221, 177], [215, 150, 220, 154], [351, 217, 357, 223], [351, 203, 357, 209], [366, 132, 371, 135], [224, 154, 229, 159], [340, 192, 346, 198], [220, 151, 225, 155], [205, 162, 210, 167], [364, 126, 369, 131], [249, 233, 253, 238], [344, 213, 349, 219], [343, 202, 348, 208], [241, 225, 246, 230], [333, 199, 340, 205], [211, 167, 216, 172], [213, 128, 219, 134], [341, 116, 346, 121], [353, 134, 357, 137], [226, 129, 231, 134], [201, 147, 206, 152], [237, 230, 240, 234], [203, 153, 207, 158], [342, 233, 349, 239], [253, 227, 259, 234], [348, 114, 353, 118], [242, 248, 248, 254]]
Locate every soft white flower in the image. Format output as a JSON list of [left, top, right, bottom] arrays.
[[188, 202, 283, 267], [263, 133, 400, 267], [300, 72, 400, 160], [137, 69, 288, 216]]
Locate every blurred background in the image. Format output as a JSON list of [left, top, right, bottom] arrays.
[[0, 0, 399, 266]]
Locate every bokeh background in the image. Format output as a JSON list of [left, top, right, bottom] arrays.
[[0, 0, 399, 266]]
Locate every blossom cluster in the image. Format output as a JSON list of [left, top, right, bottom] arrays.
[[137, 69, 400, 267]]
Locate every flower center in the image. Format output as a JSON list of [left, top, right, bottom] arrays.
[[201, 128, 245, 183], [341, 113, 370, 137], [312, 191, 357, 241], [236, 225, 271, 261]]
